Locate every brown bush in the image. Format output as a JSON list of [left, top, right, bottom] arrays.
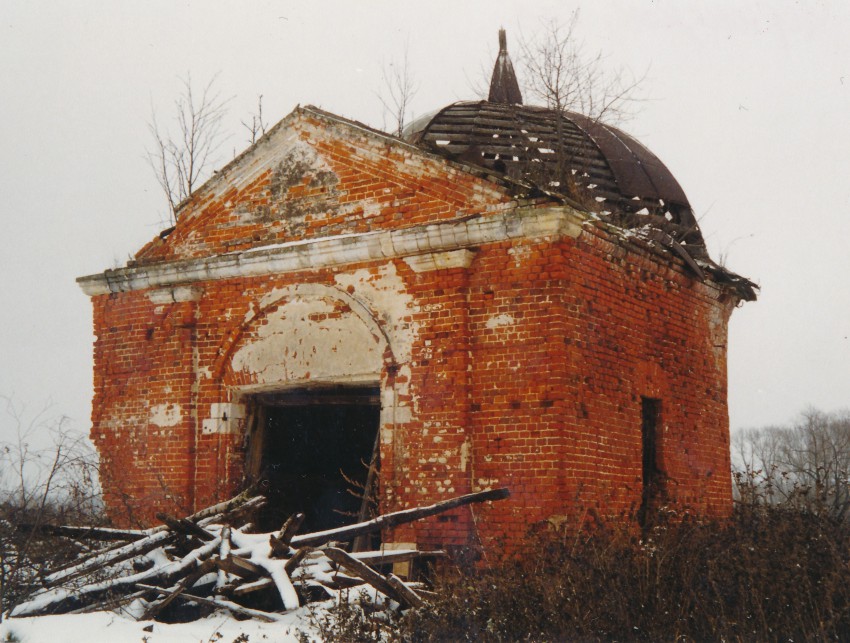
[[390, 505, 850, 642]]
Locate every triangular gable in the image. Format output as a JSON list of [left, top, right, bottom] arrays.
[[135, 106, 520, 264]]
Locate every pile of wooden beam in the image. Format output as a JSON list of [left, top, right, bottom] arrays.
[[11, 488, 509, 623]]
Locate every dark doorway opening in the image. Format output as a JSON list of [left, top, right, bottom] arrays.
[[638, 396, 662, 528], [247, 385, 380, 535]]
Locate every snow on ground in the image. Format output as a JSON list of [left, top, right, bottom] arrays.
[[0, 608, 320, 642]]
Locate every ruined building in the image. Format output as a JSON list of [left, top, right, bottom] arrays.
[[78, 32, 755, 550]]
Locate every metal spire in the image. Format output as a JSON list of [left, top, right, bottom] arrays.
[[488, 29, 523, 105]]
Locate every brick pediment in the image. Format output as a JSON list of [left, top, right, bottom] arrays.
[[135, 106, 515, 264]]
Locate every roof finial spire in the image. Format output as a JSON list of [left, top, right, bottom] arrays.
[[488, 29, 523, 105]]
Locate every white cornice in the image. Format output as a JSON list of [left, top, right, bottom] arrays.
[[77, 206, 586, 297]]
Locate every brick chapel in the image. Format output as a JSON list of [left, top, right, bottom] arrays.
[[78, 32, 755, 550]]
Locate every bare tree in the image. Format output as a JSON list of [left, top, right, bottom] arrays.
[[0, 396, 101, 618], [518, 11, 644, 125], [147, 73, 230, 223], [732, 408, 850, 520], [242, 94, 268, 145], [378, 43, 419, 137]]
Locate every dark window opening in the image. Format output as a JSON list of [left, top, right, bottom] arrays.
[[639, 396, 662, 528], [245, 385, 380, 536]]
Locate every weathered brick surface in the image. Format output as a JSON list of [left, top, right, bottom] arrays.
[[84, 107, 740, 548]]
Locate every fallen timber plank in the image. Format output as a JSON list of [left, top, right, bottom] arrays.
[[15, 524, 148, 541], [187, 489, 261, 524], [227, 577, 274, 597], [43, 530, 176, 589], [65, 589, 150, 615], [386, 573, 425, 609], [278, 512, 305, 546], [216, 554, 267, 580], [325, 547, 419, 609], [284, 547, 312, 575], [137, 587, 279, 623], [44, 495, 264, 579], [270, 512, 305, 557], [197, 495, 266, 528], [140, 558, 218, 621], [155, 513, 216, 541], [291, 488, 510, 547], [13, 537, 221, 617], [351, 549, 447, 567]]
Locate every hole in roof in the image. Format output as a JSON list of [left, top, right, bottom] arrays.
[[595, 196, 607, 202], [436, 140, 450, 146], [636, 207, 650, 215]]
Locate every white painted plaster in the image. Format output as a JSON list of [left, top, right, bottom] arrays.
[[403, 249, 476, 273], [145, 286, 202, 305], [486, 314, 515, 329], [231, 295, 384, 384], [149, 403, 181, 428], [333, 262, 418, 364]]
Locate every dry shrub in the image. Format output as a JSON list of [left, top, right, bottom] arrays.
[[394, 505, 850, 642]]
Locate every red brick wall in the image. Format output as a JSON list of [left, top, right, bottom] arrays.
[[87, 108, 738, 548]]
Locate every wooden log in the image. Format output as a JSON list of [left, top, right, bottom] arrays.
[[139, 584, 278, 623], [65, 589, 151, 615], [16, 524, 148, 541], [292, 488, 510, 547], [43, 530, 176, 589], [140, 558, 218, 621], [186, 489, 261, 524], [386, 573, 425, 609], [278, 512, 305, 546], [45, 495, 264, 579], [226, 577, 275, 597], [324, 547, 414, 608], [13, 537, 221, 617], [351, 549, 446, 567], [216, 526, 232, 589], [215, 554, 266, 580], [156, 513, 216, 541], [197, 496, 267, 528], [283, 547, 312, 575]]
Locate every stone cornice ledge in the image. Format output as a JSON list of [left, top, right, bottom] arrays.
[[77, 206, 586, 296]]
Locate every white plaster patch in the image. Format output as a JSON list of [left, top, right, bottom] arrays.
[[146, 286, 201, 305], [486, 314, 515, 329], [210, 403, 246, 420], [231, 295, 384, 384], [149, 403, 181, 428], [460, 439, 470, 472], [333, 263, 418, 363], [507, 244, 531, 268], [403, 249, 476, 273]]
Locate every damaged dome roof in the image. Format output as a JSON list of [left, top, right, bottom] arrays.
[[405, 29, 705, 253]]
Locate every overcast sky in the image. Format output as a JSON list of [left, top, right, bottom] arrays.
[[1, 1, 848, 447]]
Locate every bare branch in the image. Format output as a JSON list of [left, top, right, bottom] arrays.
[[377, 42, 419, 137], [517, 12, 645, 125], [242, 94, 268, 145], [146, 73, 230, 224]]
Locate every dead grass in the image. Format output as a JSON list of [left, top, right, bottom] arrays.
[[315, 504, 850, 642]]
